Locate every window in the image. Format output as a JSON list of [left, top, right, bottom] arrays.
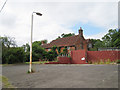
[[48, 49, 51, 51], [67, 46, 70, 50]]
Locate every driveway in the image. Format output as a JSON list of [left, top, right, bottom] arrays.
[[2, 64, 119, 88]]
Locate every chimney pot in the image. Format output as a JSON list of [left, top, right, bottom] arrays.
[[79, 27, 83, 37]]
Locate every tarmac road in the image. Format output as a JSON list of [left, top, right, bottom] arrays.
[[2, 64, 119, 88]]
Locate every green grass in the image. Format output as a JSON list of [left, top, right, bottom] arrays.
[[25, 60, 58, 64], [0, 75, 15, 88], [90, 59, 118, 65]]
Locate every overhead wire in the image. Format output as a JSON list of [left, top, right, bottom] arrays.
[[0, 0, 8, 13]]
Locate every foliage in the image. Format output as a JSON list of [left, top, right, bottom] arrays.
[[56, 33, 75, 39], [41, 40, 48, 44], [1, 36, 26, 64], [25, 61, 49, 64], [90, 29, 120, 51], [46, 51, 56, 61], [32, 43, 47, 61], [89, 59, 117, 64], [61, 33, 75, 38], [102, 29, 120, 47], [116, 60, 120, 64], [45, 46, 58, 61], [51, 45, 57, 51], [0, 36, 17, 48], [63, 46, 68, 54], [1, 75, 15, 88], [2, 47, 26, 64], [89, 39, 103, 51], [57, 47, 61, 54]]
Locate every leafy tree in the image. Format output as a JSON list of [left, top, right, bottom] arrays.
[[45, 46, 58, 61], [57, 33, 75, 39], [32, 42, 47, 61], [1, 36, 26, 64], [102, 29, 120, 47], [24, 40, 48, 62], [41, 40, 48, 44], [89, 39, 104, 51], [46, 51, 55, 61], [2, 47, 26, 64], [0, 36, 17, 48], [61, 33, 75, 38]]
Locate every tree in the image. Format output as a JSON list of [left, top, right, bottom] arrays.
[[2, 47, 26, 64], [56, 33, 75, 39], [89, 39, 104, 51], [41, 40, 48, 44], [46, 51, 55, 61], [32, 42, 47, 61], [1, 36, 26, 64], [102, 29, 120, 47], [45, 46, 58, 61], [61, 33, 75, 38], [0, 36, 17, 48], [24, 40, 48, 62]]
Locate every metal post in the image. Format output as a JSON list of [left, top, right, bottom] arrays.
[[29, 13, 33, 72], [29, 12, 42, 73]]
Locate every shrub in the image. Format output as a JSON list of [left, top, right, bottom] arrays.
[[105, 59, 111, 64], [116, 60, 120, 64], [88, 61, 92, 64], [46, 50, 58, 61], [2, 47, 26, 64]]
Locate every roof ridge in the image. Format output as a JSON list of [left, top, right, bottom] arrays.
[[51, 35, 78, 42]]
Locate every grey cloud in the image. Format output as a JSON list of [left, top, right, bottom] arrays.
[[0, 13, 17, 29]]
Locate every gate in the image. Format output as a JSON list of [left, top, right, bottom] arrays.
[[71, 50, 87, 64]]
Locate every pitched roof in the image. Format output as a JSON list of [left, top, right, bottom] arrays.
[[41, 35, 88, 48]]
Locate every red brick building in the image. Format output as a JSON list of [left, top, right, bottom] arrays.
[[41, 27, 92, 53]]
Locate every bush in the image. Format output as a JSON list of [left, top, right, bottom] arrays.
[[2, 47, 26, 64], [46, 50, 58, 61], [117, 60, 120, 64]]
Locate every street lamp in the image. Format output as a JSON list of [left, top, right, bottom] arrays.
[[29, 12, 42, 73]]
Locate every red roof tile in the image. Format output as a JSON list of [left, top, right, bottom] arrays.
[[41, 35, 87, 48]]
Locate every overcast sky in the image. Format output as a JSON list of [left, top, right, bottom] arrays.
[[0, 0, 118, 46]]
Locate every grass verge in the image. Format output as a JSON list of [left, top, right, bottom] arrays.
[[0, 75, 15, 88], [25, 60, 58, 64]]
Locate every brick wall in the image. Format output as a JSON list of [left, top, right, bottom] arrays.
[[45, 50, 120, 64], [71, 50, 87, 64], [87, 51, 120, 63], [58, 57, 71, 64]]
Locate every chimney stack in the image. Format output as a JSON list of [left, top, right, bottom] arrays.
[[79, 27, 83, 37]]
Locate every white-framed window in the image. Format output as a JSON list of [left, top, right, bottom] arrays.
[[67, 46, 70, 50]]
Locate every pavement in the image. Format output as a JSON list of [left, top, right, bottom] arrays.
[[2, 64, 119, 88]]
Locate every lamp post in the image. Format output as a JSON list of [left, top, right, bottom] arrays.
[[29, 12, 42, 73]]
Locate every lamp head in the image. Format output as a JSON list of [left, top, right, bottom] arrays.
[[36, 12, 42, 16]]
